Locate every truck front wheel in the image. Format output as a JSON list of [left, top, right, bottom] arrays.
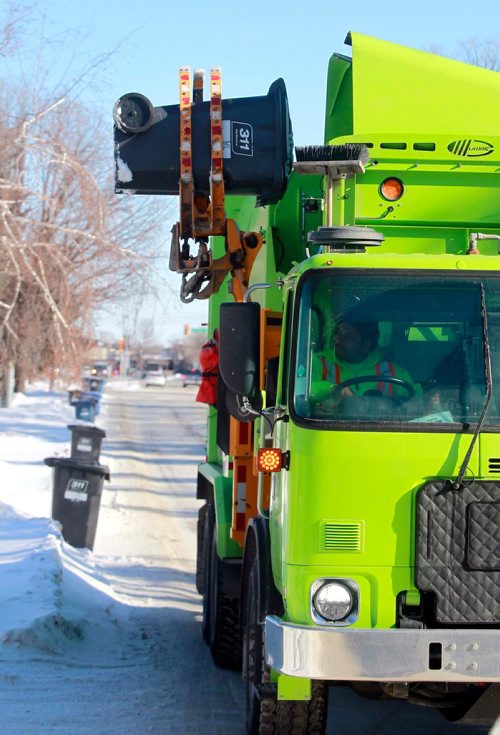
[[243, 555, 328, 734]]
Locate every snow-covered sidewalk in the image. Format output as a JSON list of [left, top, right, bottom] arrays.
[[0, 385, 127, 658]]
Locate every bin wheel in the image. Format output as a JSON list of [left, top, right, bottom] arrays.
[[243, 553, 328, 734]]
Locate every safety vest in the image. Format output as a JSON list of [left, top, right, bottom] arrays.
[[319, 356, 396, 397]]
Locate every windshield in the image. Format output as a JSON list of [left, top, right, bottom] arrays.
[[292, 271, 500, 429]]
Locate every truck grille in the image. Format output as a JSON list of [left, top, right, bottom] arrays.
[[416, 480, 500, 624], [322, 522, 363, 552]]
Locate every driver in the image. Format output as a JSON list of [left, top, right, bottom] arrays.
[[311, 320, 420, 405]]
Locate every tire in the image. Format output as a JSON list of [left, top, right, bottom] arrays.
[[243, 554, 328, 734], [208, 530, 242, 670], [243, 555, 267, 734]]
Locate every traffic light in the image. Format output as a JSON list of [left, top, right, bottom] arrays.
[[184, 323, 190, 336]]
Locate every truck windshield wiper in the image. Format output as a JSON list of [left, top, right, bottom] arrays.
[[450, 284, 492, 490]]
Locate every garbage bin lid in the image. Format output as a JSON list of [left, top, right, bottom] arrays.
[[67, 424, 106, 438], [44, 456, 110, 479], [77, 395, 98, 405]]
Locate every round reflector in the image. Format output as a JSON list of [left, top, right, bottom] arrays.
[[380, 177, 404, 201], [257, 448, 282, 473]]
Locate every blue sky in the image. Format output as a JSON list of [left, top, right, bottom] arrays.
[[6, 0, 500, 343], [44, 0, 500, 146]]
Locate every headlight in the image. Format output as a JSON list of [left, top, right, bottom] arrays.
[[314, 582, 352, 621], [310, 578, 359, 625]]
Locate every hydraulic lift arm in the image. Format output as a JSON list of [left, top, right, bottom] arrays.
[[169, 66, 263, 304]]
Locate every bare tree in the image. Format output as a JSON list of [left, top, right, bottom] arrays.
[[135, 318, 160, 352], [427, 37, 500, 71], [457, 37, 500, 71], [0, 5, 174, 393], [0, 0, 25, 57]]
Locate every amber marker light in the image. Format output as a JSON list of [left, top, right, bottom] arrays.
[[380, 177, 404, 201], [257, 448, 283, 473]]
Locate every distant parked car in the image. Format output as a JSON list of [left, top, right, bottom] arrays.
[[182, 368, 202, 387], [144, 367, 166, 387]]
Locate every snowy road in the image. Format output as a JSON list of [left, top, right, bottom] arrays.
[[92, 381, 246, 733], [0, 381, 492, 733]]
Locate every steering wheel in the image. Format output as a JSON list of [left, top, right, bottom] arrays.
[[331, 375, 415, 401]]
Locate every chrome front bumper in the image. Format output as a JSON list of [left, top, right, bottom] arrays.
[[265, 616, 500, 682]]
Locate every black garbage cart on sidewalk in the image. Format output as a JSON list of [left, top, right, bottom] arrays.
[[67, 424, 106, 463], [44, 457, 110, 550]]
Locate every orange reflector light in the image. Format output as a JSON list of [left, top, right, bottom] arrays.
[[257, 448, 282, 473], [380, 177, 404, 201]]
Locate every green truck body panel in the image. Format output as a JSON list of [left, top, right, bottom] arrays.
[[270, 427, 483, 626], [198, 461, 241, 557], [326, 32, 500, 140]]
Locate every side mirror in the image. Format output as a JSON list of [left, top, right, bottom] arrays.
[[219, 302, 260, 400]]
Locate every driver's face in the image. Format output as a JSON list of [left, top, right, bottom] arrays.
[[335, 322, 372, 364]]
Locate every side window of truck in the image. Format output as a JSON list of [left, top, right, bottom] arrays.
[[279, 292, 294, 406]]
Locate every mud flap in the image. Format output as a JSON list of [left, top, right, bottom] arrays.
[[450, 684, 500, 726]]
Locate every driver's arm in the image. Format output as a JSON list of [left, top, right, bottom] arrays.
[[310, 352, 335, 404]]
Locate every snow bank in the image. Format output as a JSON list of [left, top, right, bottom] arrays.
[[0, 386, 73, 517], [0, 501, 127, 659], [0, 384, 125, 660]]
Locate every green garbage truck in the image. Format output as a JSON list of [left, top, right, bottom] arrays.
[[114, 32, 500, 733]]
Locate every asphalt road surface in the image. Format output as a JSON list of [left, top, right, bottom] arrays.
[[95, 380, 245, 733]]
